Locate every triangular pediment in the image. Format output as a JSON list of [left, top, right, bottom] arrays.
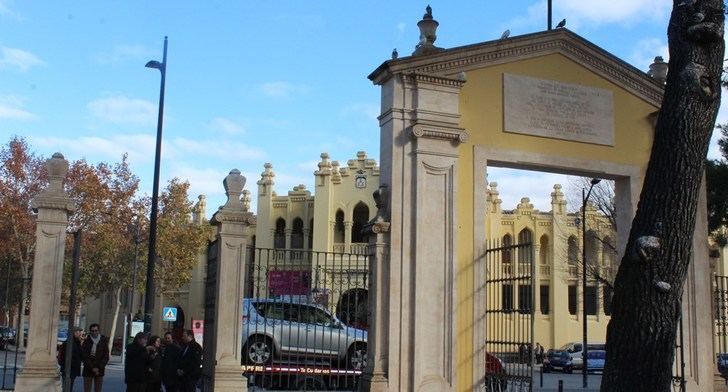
[[369, 29, 664, 107]]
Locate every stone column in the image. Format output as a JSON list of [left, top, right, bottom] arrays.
[[360, 187, 390, 392], [205, 169, 255, 392], [16, 153, 74, 392], [344, 221, 353, 252]]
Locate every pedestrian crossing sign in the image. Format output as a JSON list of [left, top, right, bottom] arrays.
[[162, 307, 177, 321]]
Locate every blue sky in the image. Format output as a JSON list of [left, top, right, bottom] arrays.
[[0, 0, 723, 215]]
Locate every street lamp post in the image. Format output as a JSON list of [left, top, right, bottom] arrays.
[[143, 36, 168, 333], [582, 178, 601, 388]]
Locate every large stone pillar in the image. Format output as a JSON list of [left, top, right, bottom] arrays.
[[16, 153, 74, 392], [360, 186, 390, 392], [371, 70, 466, 391], [205, 169, 255, 392]]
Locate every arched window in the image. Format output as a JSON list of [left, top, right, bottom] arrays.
[[502, 234, 513, 263], [518, 228, 533, 263], [291, 217, 304, 249], [274, 218, 286, 249], [351, 202, 370, 243], [568, 235, 579, 264], [586, 230, 598, 265], [334, 210, 345, 243], [539, 235, 549, 265]]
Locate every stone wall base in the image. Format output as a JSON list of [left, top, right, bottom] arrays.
[[15, 364, 61, 392], [359, 373, 388, 392], [210, 366, 247, 392]]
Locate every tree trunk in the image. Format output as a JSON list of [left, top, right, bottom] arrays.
[[601, 1, 724, 391], [108, 286, 122, 353], [18, 265, 29, 351]]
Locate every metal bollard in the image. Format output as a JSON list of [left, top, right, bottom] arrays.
[[540, 365, 543, 387], [558, 379, 563, 392]]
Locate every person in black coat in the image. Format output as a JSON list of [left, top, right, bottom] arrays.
[[176, 330, 202, 392], [161, 332, 181, 392], [146, 336, 162, 392], [125, 332, 149, 392], [59, 327, 83, 392]]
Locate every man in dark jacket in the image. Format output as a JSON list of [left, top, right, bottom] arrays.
[[81, 323, 110, 392], [161, 332, 181, 392], [125, 332, 149, 392], [59, 327, 83, 392], [176, 330, 202, 392]]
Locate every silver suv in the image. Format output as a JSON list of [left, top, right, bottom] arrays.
[[241, 298, 367, 370]]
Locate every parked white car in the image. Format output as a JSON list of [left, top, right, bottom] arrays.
[[241, 298, 367, 370], [558, 342, 606, 369]]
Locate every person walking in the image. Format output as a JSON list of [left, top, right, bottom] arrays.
[[161, 332, 181, 392], [59, 327, 84, 392], [81, 323, 110, 392], [125, 332, 149, 392], [176, 330, 202, 392], [146, 336, 162, 392]]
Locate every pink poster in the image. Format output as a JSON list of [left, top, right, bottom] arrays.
[[268, 270, 311, 296]]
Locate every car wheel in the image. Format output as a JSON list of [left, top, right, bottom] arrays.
[[243, 336, 273, 365], [347, 343, 367, 370]]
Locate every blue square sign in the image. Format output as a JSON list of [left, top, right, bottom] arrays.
[[162, 307, 177, 322]]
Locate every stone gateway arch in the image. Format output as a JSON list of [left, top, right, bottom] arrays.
[[360, 17, 714, 392]]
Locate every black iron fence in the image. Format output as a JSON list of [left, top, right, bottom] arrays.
[[0, 258, 25, 391], [483, 239, 534, 392], [241, 247, 369, 391], [715, 275, 728, 385]]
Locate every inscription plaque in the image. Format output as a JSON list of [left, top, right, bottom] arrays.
[[503, 73, 614, 146]]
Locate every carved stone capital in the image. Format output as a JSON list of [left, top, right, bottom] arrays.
[[211, 210, 256, 226], [410, 125, 468, 144]]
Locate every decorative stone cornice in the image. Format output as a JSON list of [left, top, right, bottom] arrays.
[[411, 125, 469, 144], [403, 72, 465, 88], [370, 29, 663, 107]]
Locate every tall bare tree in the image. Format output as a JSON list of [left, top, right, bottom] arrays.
[[601, 0, 724, 390]]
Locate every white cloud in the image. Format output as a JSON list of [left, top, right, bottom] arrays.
[[341, 103, 379, 121], [260, 81, 310, 98], [0, 95, 34, 120], [87, 95, 157, 125], [0, 1, 21, 20], [167, 137, 266, 162], [32, 133, 157, 168], [0, 46, 43, 71], [93, 44, 155, 65], [487, 167, 571, 211], [505, 0, 670, 32], [558, 0, 670, 25], [630, 38, 669, 72], [208, 117, 245, 135]]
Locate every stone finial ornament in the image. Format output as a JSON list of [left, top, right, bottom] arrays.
[[47, 152, 69, 193], [413, 5, 445, 56], [222, 169, 245, 210], [648, 56, 669, 84], [258, 162, 275, 186], [31, 152, 75, 214], [242, 190, 251, 212]]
